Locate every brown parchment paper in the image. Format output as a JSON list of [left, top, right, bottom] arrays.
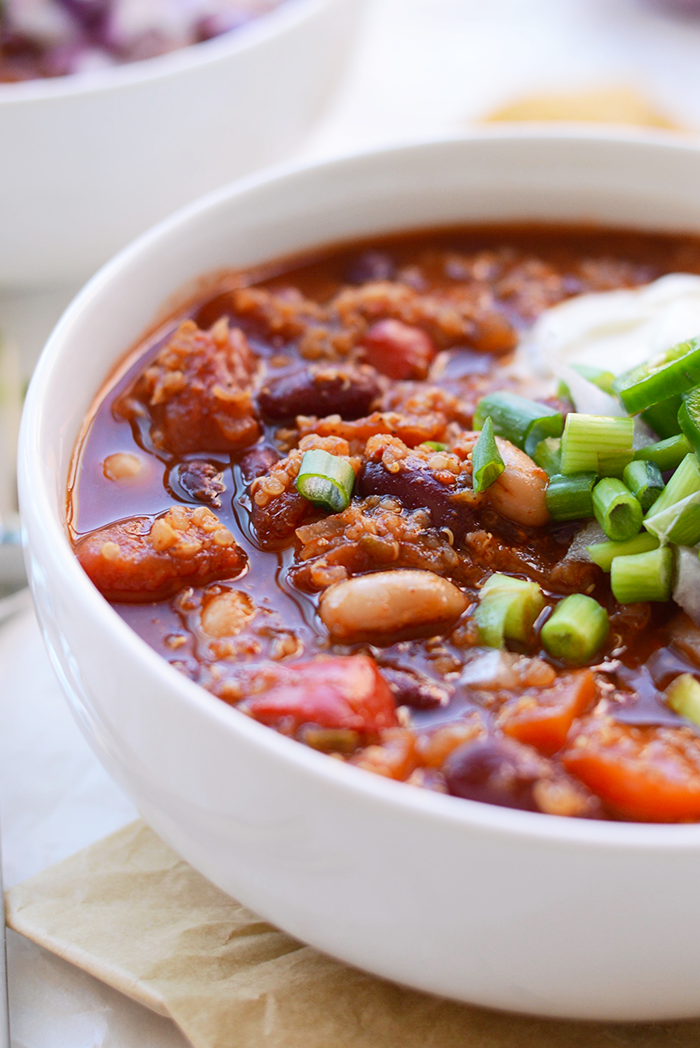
[[6, 821, 700, 1048]]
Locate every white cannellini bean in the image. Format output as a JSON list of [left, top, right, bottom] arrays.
[[319, 569, 467, 643], [488, 437, 550, 527]]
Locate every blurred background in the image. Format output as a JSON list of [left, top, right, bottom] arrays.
[[4, 0, 700, 1043]]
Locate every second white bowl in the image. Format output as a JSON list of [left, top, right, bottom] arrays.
[[0, 0, 362, 287]]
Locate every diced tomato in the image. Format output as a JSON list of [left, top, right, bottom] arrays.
[[243, 656, 398, 736], [498, 670, 597, 756], [562, 716, 700, 822], [360, 319, 436, 380]]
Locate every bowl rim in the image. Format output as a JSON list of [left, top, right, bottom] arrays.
[[0, 0, 336, 104], [21, 126, 700, 853]]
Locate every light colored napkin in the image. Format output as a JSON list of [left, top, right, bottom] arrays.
[[6, 821, 700, 1048]]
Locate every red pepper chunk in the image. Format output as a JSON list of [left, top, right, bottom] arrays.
[[244, 656, 398, 736], [498, 670, 597, 756], [563, 716, 700, 822], [361, 319, 436, 380]]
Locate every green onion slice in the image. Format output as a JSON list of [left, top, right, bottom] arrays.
[[546, 472, 596, 521], [679, 387, 700, 456], [296, 449, 355, 513], [643, 492, 700, 547], [533, 436, 562, 476], [612, 336, 700, 415], [622, 460, 664, 513], [666, 674, 700, 729], [633, 433, 692, 472], [643, 453, 700, 546], [571, 364, 616, 395], [540, 594, 609, 666], [473, 392, 563, 457], [610, 545, 673, 604], [474, 574, 545, 649], [472, 417, 505, 493], [586, 531, 659, 573], [592, 477, 643, 542], [642, 394, 683, 440], [645, 453, 700, 514], [420, 441, 447, 452], [560, 413, 634, 477]]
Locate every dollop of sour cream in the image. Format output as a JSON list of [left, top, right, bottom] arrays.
[[514, 273, 700, 398]]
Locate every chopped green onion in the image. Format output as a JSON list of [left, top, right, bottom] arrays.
[[296, 449, 355, 513], [646, 453, 700, 514], [643, 453, 700, 546], [642, 394, 683, 440], [420, 441, 447, 452], [622, 460, 664, 513], [557, 366, 616, 402], [592, 477, 643, 542], [540, 594, 609, 666], [546, 472, 596, 521], [610, 545, 673, 603], [473, 392, 563, 457], [556, 378, 571, 401], [472, 417, 505, 493], [474, 574, 545, 649], [643, 492, 700, 546], [571, 364, 616, 395], [666, 674, 700, 729], [633, 433, 692, 472], [560, 413, 634, 477], [586, 531, 659, 572], [612, 336, 700, 414], [533, 436, 562, 476], [679, 387, 700, 456]]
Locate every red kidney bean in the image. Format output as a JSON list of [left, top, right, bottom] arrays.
[[380, 666, 451, 710], [443, 736, 549, 811], [258, 365, 381, 422], [169, 460, 226, 508], [360, 319, 436, 380], [357, 459, 475, 542], [239, 444, 281, 483]]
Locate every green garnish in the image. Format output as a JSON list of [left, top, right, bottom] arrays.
[[296, 449, 355, 513], [592, 477, 643, 542], [586, 532, 659, 573], [472, 417, 505, 493], [613, 336, 700, 415], [622, 460, 664, 513], [533, 436, 562, 476], [644, 453, 700, 546], [634, 433, 692, 472], [474, 574, 545, 649], [473, 392, 563, 457], [560, 413, 634, 477], [545, 472, 596, 521], [540, 594, 609, 666], [666, 674, 700, 729], [610, 546, 673, 604]]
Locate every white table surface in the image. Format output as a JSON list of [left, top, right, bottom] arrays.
[[5, 0, 700, 1043]]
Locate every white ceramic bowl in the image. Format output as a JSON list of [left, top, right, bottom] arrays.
[[0, 0, 361, 288], [19, 130, 700, 1022]]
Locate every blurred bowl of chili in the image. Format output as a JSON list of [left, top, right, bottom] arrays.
[[0, 0, 362, 287]]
